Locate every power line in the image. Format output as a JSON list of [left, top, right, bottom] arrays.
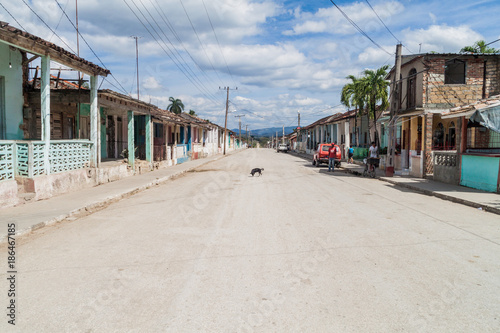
[[54, 0, 129, 95], [123, 0, 221, 106], [0, 2, 27, 31], [149, 0, 222, 95], [201, 0, 237, 86], [21, 0, 77, 54], [328, 0, 392, 56], [133, 0, 221, 103], [364, 0, 414, 54], [49, 0, 70, 42], [179, 0, 224, 86]]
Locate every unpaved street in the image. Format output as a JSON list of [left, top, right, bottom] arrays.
[[1, 149, 499, 332]]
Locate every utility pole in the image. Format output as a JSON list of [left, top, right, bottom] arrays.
[[388, 43, 402, 176], [276, 131, 278, 150], [235, 115, 245, 148], [131, 36, 142, 100], [246, 125, 248, 147], [282, 125, 285, 144], [220, 86, 237, 155]]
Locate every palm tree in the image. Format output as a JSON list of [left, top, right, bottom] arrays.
[[360, 65, 390, 146], [167, 97, 184, 114], [341, 75, 366, 146], [188, 109, 197, 116], [460, 40, 499, 54]]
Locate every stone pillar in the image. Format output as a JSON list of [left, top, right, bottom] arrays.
[[41, 55, 51, 174], [127, 110, 134, 170], [424, 113, 434, 175], [90, 75, 99, 167]]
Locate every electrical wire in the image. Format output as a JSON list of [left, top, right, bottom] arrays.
[[123, 0, 221, 106], [21, 0, 77, 54], [0, 2, 27, 31], [133, 0, 221, 103], [328, 0, 392, 56], [49, 0, 70, 42], [55, 0, 129, 95], [178, 0, 224, 86], [201, 0, 237, 86]]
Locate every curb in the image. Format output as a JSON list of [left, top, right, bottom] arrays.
[[379, 177, 500, 215], [289, 151, 500, 216], [1, 153, 232, 243]]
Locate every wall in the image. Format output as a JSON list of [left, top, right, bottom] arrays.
[[0, 44, 24, 139], [460, 155, 500, 193]]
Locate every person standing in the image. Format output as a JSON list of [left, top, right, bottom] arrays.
[[328, 143, 339, 172], [348, 145, 354, 164], [369, 141, 378, 158]]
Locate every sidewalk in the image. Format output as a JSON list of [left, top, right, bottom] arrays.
[[0, 152, 235, 242], [291, 151, 500, 215]]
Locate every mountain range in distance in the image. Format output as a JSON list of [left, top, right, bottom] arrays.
[[230, 126, 296, 138]]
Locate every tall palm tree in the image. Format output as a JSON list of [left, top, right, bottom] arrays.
[[460, 40, 499, 54], [361, 65, 390, 146], [167, 97, 184, 114], [341, 75, 366, 146]]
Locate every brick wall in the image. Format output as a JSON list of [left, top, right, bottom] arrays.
[[422, 57, 499, 109]]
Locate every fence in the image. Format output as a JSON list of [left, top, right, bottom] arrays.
[[0, 140, 93, 182]]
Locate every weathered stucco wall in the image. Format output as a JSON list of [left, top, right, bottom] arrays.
[[461, 155, 500, 193], [0, 44, 24, 139]]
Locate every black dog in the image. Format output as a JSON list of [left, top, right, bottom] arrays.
[[250, 168, 264, 176]]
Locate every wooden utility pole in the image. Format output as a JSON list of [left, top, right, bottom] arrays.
[[387, 43, 402, 176], [220, 86, 237, 155], [246, 125, 248, 147]]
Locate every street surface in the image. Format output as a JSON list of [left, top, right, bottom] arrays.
[[1, 148, 499, 332]]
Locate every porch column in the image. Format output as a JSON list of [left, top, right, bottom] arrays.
[[90, 75, 99, 167], [41, 55, 51, 174], [145, 114, 152, 163], [127, 110, 135, 170]]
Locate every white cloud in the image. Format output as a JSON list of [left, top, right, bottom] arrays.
[[283, 1, 404, 36], [403, 24, 483, 53], [143, 77, 163, 90]]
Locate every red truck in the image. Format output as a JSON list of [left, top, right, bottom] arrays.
[[313, 143, 341, 168]]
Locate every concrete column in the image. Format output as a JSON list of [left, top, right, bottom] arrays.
[[127, 110, 135, 170], [145, 114, 152, 163], [114, 115, 118, 158], [41, 55, 51, 174], [90, 75, 99, 167]]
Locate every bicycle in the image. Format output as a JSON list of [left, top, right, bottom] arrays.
[[363, 157, 379, 178]]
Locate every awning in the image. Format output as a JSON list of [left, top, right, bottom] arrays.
[[469, 104, 500, 133]]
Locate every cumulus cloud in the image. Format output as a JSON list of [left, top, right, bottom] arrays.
[[283, 1, 404, 36], [403, 24, 483, 53]]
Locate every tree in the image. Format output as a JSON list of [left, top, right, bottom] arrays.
[[341, 75, 366, 146], [188, 109, 197, 116], [360, 64, 390, 147], [167, 97, 184, 114], [460, 40, 499, 54]]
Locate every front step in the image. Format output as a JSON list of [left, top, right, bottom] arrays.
[[18, 192, 36, 202]]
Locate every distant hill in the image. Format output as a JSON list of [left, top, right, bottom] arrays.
[[231, 126, 296, 138]]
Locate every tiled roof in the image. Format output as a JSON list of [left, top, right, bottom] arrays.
[[443, 94, 500, 118], [0, 21, 110, 76]]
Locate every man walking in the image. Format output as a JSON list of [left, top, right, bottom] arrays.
[[328, 143, 339, 172]]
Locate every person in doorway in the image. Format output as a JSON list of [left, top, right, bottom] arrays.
[[348, 145, 354, 164], [328, 143, 339, 172]]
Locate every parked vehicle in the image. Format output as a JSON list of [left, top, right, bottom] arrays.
[[313, 143, 341, 167], [278, 143, 288, 153]]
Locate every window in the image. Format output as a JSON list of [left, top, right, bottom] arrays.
[[445, 59, 466, 84], [407, 68, 417, 108], [447, 122, 456, 150], [467, 124, 500, 153]]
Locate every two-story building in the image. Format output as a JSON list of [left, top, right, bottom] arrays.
[[385, 53, 500, 181]]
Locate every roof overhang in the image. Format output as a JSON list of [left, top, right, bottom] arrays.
[[0, 22, 109, 77]]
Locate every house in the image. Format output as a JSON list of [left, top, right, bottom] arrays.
[[440, 95, 500, 192], [0, 22, 109, 206], [385, 52, 500, 178]]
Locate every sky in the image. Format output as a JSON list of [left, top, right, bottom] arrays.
[[1, 0, 499, 131]]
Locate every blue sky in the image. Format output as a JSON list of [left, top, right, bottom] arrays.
[[1, 0, 499, 130]]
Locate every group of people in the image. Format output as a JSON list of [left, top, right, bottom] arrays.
[[327, 142, 378, 172]]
